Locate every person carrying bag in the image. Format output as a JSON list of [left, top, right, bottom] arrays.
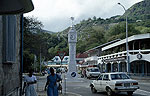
[[44, 67, 62, 96]]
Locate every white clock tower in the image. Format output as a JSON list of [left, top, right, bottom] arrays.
[[67, 17, 78, 80]]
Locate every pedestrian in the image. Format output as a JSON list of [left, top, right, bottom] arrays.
[[22, 69, 37, 96], [83, 69, 87, 78], [44, 67, 62, 96]]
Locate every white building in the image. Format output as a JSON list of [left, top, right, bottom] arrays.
[[47, 56, 69, 68], [84, 33, 150, 76]]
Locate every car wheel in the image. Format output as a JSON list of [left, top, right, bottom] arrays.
[[127, 91, 133, 96], [106, 87, 113, 96], [91, 86, 97, 93]]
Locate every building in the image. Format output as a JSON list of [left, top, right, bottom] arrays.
[[84, 33, 150, 76], [83, 39, 120, 68], [0, 0, 34, 96], [47, 54, 88, 70], [47, 56, 69, 68]]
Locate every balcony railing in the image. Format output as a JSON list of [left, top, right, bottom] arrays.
[[98, 49, 150, 63]]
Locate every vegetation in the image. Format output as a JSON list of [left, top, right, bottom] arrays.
[[23, 0, 150, 72]]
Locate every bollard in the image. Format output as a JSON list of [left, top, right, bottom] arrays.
[[62, 73, 67, 95], [64, 74, 66, 95], [36, 77, 39, 91]]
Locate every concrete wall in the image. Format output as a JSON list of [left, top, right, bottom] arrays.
[[0, 16, 4, 95], [0, 15, 21, 96]]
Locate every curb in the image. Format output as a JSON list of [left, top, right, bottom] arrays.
[[131, 76, 150, 80], [37, 91, 81, 96]]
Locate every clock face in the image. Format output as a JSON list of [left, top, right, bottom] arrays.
[[70, 34, 75, 40]]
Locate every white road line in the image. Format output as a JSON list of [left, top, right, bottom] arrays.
[[135, 89, 150, 95], [138, 89, 150, 94], [66, 92, 82, 96]]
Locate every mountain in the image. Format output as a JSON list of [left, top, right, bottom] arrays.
[[123, 0, 150, 20], [41, 29, 55, 34], [23, 0, 150, 64], [57, 0, 150, 54]]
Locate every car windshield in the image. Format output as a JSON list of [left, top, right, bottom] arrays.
[[111, 74, 130, 80], [90, 69, 99, 72]]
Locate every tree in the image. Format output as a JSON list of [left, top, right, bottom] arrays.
[[105, 22, 140, 42]]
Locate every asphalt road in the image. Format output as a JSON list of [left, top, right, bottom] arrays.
[[35, 74, 150, 96], [65, 78, 150, 96]]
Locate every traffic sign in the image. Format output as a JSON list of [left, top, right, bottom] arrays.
[[57, 51, 66, 61], [71, 72, 76, 77]]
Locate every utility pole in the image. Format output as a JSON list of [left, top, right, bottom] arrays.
[[118, 3, 130, 73], [40, 46, 41, 73]]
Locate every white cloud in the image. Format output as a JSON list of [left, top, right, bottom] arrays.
[[25, 0, 143, 32]]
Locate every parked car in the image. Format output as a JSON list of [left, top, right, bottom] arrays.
[[90, 72, 139, 96], [86, 67, 101, 79], [57, 67, 66, 73]]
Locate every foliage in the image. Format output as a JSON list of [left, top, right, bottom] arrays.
[[23, 0, 150, 72], [122, 0, 150, 21]]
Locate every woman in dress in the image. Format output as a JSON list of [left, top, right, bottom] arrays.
[[22, 69, 37, 96], [44, 67, 62, 96]]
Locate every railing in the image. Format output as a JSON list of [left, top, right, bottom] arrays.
[[98, 49, 150, 60]]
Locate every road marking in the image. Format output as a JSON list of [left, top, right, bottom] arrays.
[[138, 89, 150, 94], [66, 92, 82, 96], [74, 87, 81, 89], [135, 89, 150, 95]]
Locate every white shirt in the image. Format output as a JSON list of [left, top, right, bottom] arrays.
[[24, 75, 37, 83]]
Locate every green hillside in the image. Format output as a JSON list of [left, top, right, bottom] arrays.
[[58, 0, 150, 54], [23, 0, 150, 71], [124, 0, 150, 20]]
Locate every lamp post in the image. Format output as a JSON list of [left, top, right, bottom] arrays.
[[118, 3, 130, 73]]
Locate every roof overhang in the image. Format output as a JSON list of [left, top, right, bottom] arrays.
[[0, 0, 34, 15], [102, 33, 150, 51]]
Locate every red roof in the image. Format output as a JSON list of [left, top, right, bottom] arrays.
[[76, 53, 88, 58]]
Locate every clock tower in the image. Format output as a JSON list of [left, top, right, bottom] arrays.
[[67, 17, 78, 80]]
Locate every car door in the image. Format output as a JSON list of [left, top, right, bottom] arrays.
[[94, 75, 103, 91], [101, 74, 109, 91]]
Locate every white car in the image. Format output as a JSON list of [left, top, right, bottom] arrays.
[[90, 72, 139, 96], [57, 68, 66, 73], [86, 67, 101, 79]]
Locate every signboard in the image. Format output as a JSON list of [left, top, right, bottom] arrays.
[[137, 53, 142, 59], [57, 51, 66, 61], [71, 72, 76, 77]]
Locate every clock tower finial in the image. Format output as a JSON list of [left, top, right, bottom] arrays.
[[70, 17, 74, 27]]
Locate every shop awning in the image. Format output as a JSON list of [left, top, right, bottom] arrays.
[[0, 0, 34, 15]]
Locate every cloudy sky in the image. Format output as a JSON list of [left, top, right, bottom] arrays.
[[25, 0, 143, 32]]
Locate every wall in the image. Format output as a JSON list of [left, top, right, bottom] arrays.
[[0, 16, 4, 95], [0, 15, 21, 96]]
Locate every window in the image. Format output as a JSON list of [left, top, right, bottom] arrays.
[[3, 15, 16, 63], [111, 74, 130, 80], [90, 68, 99, 72], [103, 75, 109, 80], [97, 75, 102, 80]]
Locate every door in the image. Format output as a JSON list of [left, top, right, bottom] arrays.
[[94, 75, 103, 91], [101, 74, 109, 91]]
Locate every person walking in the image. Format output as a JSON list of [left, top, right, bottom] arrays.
[[44, 67, 62, 96], [22, 69, 37, 96]]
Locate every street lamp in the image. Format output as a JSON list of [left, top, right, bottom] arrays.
[[118, 3, 130, 73]]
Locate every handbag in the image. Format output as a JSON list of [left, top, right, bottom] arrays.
[[57, 83, 62, 90]]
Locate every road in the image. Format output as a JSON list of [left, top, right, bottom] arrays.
[[36, 74, 150, 96], [65, 78, 150, 96]]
